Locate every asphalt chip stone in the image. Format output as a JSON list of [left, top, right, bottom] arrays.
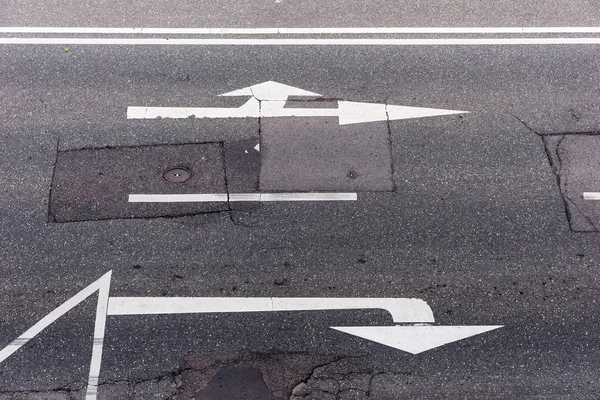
[[49, 143, 227, 222]]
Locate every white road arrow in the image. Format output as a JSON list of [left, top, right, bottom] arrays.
[[127, 81, 468, 125], [0, 272, 502, 399], [332, 325, 502, 354]]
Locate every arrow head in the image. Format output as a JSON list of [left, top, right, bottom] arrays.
[[331, 325, 502, 354], [386, 104, 469, 121], [219, 81, 322, 101], [338, 101, 469, 125]]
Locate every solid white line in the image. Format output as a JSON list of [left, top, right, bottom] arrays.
[[85, 272, 112, 400], [583, 192, 600, 200], [1, 27, 600, 34], [1, 38, 600, 45], [128, 193, 358, 202], [0, 272, 112, 365], [107, 297, 436, 323]]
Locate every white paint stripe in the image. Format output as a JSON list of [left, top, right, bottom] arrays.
[[129, 194, 228, 202], [1, 27, 600, 34], [229, 193, 261, 201], [259, 193, 357, 201], [128, 193, 358, 202], [1, 38, 600, 45], [331, 325, 503, 354], [0, 272, 112, 365], [583, 192, 600, 200], [128, 97, 260, 119], [107, 297, 436, 323], [85, 272, 112, 400]]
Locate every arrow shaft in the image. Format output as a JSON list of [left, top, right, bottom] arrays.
[[127, 99, 340, 119], [107, 297, 435, 323], [260, 100, 339, 118], [127, 100, 260, 119]]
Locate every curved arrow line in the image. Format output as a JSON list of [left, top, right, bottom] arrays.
[[106, 297, 436, 323]]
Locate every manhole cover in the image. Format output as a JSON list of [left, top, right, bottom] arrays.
[[164, 167, 192, 183]]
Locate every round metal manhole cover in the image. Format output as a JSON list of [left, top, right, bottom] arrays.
[[163, 167, 191, 183]]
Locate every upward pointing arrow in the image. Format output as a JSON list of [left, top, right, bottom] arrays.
[[127, 81, 469, 125], [219, 80, 322, 100]]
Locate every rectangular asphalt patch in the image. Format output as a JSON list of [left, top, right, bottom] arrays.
[[544, 134, 600, 232], [49, 143, 227, 222], [259, 117, 393, 192]]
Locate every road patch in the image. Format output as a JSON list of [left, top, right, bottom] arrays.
[[49, 143, 227, 222]]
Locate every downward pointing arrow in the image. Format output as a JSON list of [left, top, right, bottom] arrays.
[[331, 325, 503, 354]]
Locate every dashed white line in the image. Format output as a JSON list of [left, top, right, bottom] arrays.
[[128, 193, 358, 202], [583, 192, 600, 200], [257, 193, 357, 201]]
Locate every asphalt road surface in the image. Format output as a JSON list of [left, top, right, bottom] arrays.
[[0, 7, 599, 400]]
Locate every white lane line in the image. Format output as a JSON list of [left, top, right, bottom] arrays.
[[0, 272, 112, 365], [2, 38, 600, 45], [583, 192, 600, 200], [258, 193, 357, 201], [85, 272, 112, 400], [1, 27, 600, 34], [129, 194, 228, 202], [128, 193, 358, 202], [106, 297, 436, 323]]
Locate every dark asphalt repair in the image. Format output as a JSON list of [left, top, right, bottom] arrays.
[[172, 351, 339, 400], [48, 143, 228, 222], [543, 134, 600, 232], [195, 367, 280, 400], [260, 116, 394, 192]]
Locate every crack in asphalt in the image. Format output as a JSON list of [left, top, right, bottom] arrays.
[[46, 135, 61, 223], [514, 112, 600, 233], [384, 101, 397, 193], [512, 114, 542, 136], [0, 378, 86, 397], [552, 135, 599, 231], [541, 135, 576, 232], [290, 355, 381, 399], [550, 135, 598, 232]]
